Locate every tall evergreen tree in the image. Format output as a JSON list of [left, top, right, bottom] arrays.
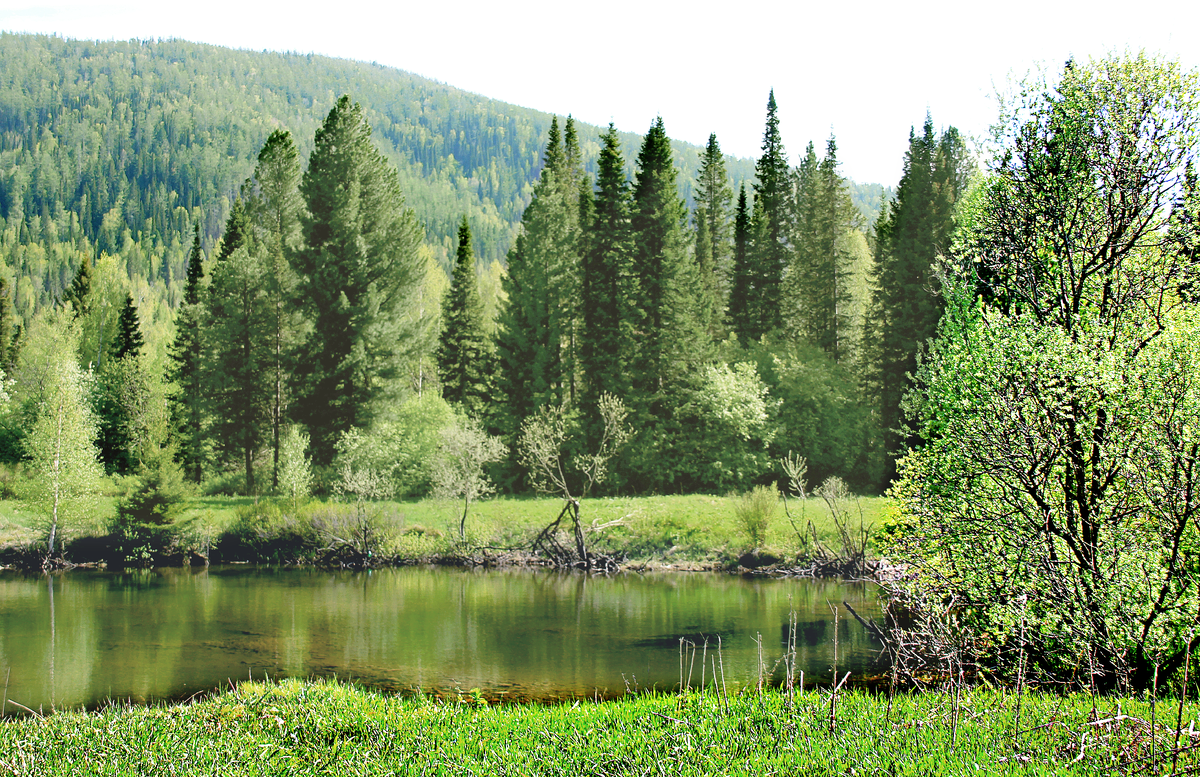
[[866, 115, 971, 482], [96, 293, 148, 474], [110, 294, 144, 360], [744, 90, 791, 341], [168, 225, 208, 482], [207, 239, 272, 494], [693, 133, 734, 338], [579, 124, 634, 427], [62, 255, 93, 320], [438, 216, 489, 416], [243, 129, 303, 489], [728, 185, 752, 338], [494, 116, 584, 441], [787, 137, 859, 360], [629, 117, 707, 399], [290, 95, 425, 465]]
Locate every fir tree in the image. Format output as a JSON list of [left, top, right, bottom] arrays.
[[290, 95, 425, 465], [866, 115, 971, 482], [62, 255, 93, 320], [787, 136, 859, 360], [206, 242, 272, 494], [629, 117, 707, 398], [728, 185, 753, 341], [0, 271, 14, 368], [494, 116, 583, 441], [168, 225, 208, 482], [579, 124, 634, 426], [110, 294, 144, 360], [243, 129, 302, 489], [746, 90, 790, 340], [438, 216, 489, 416], [693, 133, 733, 337]]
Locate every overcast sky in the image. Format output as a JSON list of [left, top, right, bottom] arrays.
[[2, 0, 1197, 186]]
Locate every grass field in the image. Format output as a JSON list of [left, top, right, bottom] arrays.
[[1, 678, 1194, 775], [1, 490, 894, 567]]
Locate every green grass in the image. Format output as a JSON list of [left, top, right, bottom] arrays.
[[1, 678, 1194, 775], [0, 490, 892, 567]]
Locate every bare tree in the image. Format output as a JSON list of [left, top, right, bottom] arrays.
[[519, 393, 629, 570]]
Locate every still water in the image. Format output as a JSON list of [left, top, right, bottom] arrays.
[[0, 566, 882, 714]]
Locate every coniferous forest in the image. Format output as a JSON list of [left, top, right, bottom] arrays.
[[0, 32, 918, 501]]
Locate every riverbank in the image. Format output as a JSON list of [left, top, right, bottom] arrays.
[[1, 678, 1194, 775], [0, 493, 892, 573]]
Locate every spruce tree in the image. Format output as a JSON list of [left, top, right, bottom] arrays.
[[62, 255, 93, 320], [693, 133, 733, 337], [866, 115, 971, 482], [168, 225, 208, 482], [579, 124, 634, 426], [243, 129, 302, 489], [438, 216, 489, 416], [728, 185, 752, 339], [494, 116, 583, 441], [206, 240, 272, 494], [111, 294, 144, 360], [787, 137, 858, 360], [290, 95, 425, 465], [629, 117, 707, 399], [746, 90, 790, 340], [96, 293, 148, 474]]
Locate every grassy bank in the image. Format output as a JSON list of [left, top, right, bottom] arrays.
[[0, 493, 892, 569], [2, 678, 1195, 775]]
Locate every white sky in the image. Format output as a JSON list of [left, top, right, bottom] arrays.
[[2, 0, 1197, 186]]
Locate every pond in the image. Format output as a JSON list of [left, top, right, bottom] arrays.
[[0, 566, 883, 715]]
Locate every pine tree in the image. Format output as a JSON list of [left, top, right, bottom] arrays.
[[290, 95, 425, 465], [866, 115, 971, 482], [206, 240, 272, 494], [243, 129, 302, 489], [693, 133, 733, 337], [168, 224, 208, 482], [438, 216, 489, 415], [96, 293, 148, 474]]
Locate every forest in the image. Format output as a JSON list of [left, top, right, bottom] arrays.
[[0, 31, 918, 507]]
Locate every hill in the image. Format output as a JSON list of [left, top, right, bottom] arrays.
[[0, 32, 887, 324]]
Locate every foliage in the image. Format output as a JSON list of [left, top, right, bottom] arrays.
[[333, 393, 456, 499], [734, 484, 778, 547], [277, 425, 313, 511], [890, 54, 1200, 690], [666, 362, 777, 492], [431, 416, 507, 538], [112, 447, 192, 566], [290, 95, 425, 465], [866, 115, 973, 484], [437, 217, 490, 416], [19, 315, 102, 558]]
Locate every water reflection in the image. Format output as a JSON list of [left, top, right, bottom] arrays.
[[0, 566, 882, 714]]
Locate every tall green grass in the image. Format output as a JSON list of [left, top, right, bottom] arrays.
[[1, 678, 1194, 775]]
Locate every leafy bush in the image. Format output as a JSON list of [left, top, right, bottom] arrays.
[[111, 449, 192, 566]]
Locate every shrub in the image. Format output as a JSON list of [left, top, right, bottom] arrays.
[[735, 484, 778, 548]]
